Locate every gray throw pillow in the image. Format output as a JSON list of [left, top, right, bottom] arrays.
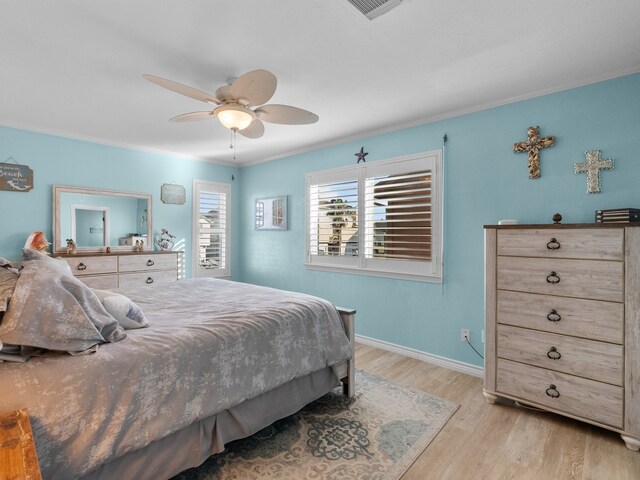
[[0, 250, 126, 353], [92, 289, 149, 330]]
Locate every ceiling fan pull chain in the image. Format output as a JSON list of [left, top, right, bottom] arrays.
[[230, 129, 237, 160]]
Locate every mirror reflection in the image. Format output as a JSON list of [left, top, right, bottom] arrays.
[[54, 186, 152, 252]]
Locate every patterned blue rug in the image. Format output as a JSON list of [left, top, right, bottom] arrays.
[[173, 370, 458, 480]]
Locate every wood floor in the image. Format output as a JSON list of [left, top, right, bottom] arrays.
[[355, 343, 640, 480]]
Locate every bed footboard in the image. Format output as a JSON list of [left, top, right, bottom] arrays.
[[336, 307, 356, 398]]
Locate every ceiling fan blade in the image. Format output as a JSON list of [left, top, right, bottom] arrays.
[[170, 111, 214, 122], [143, 74, 220, 104], [228, 69, 277, 106], [237, 118, 265, 139], [255, 104, 319, 125]]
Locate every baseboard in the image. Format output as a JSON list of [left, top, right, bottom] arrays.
[[355, 334, 484, 378]]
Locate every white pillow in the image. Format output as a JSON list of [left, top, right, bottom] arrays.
[[92, 289, 149, 330]]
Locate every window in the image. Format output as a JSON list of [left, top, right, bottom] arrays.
[[192, 180, 230, 277], [306, 150, 442, 282]]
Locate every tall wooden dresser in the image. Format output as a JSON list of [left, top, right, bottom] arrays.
[[484, 224, 640, 451]]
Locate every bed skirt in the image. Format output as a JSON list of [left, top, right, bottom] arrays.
[[81, 367, 341, 480]]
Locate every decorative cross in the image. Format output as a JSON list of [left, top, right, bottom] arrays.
[[513, 126, 556, 179], [574, 150, 614, 193], [355, 147, 368, 163]]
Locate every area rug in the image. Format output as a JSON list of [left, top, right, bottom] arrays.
[[172, 370, 459, 480]]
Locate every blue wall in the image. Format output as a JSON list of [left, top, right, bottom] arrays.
[[237, 73, 640, 367], [1, 73, 639, 368], [0, 127, 240, 278]]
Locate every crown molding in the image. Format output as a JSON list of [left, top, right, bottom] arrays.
[[0, 119, 239, 168]]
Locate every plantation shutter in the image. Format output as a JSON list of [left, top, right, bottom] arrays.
[[306, 150, 442, 281], [307, 171, 359, 267], [364, 170, 432, 261], [193, 180, 230, 277]]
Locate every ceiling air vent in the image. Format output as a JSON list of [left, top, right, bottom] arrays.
[[347, 0, 405, 20]]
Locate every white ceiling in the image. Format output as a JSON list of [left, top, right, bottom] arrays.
[[1, 1, 639, 166]]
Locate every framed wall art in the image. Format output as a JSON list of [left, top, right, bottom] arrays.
[[255, 195, 287, 231]]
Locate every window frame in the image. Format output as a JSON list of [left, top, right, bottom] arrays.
[[192, 179, 231, 278], [305, 150, 443, 283]]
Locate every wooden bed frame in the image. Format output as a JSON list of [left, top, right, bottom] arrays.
[[336, 306, 356, 398]]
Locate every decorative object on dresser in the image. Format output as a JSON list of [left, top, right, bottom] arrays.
[[156, 228, 176, 251], [0, 158, 33, 192], [552, 213, 562, 224], [484, 223, 640, 451], [65, 238, 77, 255], [574, 150, 614, 193], [595, 208, 640, 223], [24, 231, 50, 253], [53, 251, 180, 289], [161, 183, 186, 205], [513, 126, 556, 179]]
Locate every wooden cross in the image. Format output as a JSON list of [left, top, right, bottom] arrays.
[[574, 150, 614, 193], [513, 126, 556, 179]]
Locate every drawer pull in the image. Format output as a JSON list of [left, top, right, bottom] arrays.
[[147, 259, 155, 266], [77, 262, 87, 271], [546, 271, 560, 284], [146, 277, 154, 284], [546, 309, 561, 322], [546, 346, 562, 360], [545, 384, 560, 398], [546, 238, 561, 250]]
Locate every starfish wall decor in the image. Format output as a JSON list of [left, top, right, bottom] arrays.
[[574, 150, 614, 193], [513, 126, 556, 179], [355, 147, 368, 163]]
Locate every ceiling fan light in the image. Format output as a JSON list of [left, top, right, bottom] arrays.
[[216, 105, 254, 131]]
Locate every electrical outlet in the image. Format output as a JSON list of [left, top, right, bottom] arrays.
[[460, 328, 470, 342], [481, 329, 485, 344]]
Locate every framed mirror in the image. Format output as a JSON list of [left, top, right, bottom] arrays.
[[53, 185, 152, 253], [255, 195, 287, 231]]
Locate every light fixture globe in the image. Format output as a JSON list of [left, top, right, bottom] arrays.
[[214, 104, 255, 131]]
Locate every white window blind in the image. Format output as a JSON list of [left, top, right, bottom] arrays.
[[364, 170, 432, 261], [192, 180, 230, 277], [309, 178, 359, 259], [306, 150, 442, 282]]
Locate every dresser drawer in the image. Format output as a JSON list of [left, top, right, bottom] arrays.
[[77, 274, 119, 290], [497, 291, 624, 344], [497, 359, 623, 428], [118, 253, 177, 272], [118, 270, 177, 288], [61, 256, 118, 276], [497, 228, 623, 260], [497, 324, 623, 385], [497, 256, 623, 302]]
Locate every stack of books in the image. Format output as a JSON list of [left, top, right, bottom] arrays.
[[595, 208, 640, 223]]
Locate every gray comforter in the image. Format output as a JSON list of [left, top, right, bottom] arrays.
[[0, 279, 352, 479]]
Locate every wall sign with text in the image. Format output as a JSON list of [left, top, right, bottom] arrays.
[[0, 162, 33, 192]]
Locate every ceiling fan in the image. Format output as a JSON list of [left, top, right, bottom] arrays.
[[143, 69, 319, 139]]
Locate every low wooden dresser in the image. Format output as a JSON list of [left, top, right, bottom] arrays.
[[484, 224, 640, 451], [53, 251, 181, 289]]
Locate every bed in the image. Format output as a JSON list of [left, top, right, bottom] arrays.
[[0, 262, 355, 480]]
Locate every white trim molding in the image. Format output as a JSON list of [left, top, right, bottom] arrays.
[[355, 334, 484, 378]]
